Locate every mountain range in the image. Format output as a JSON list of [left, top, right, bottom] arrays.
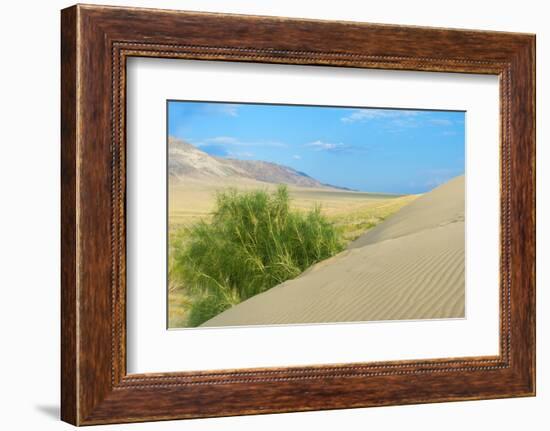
[[168, 137, 347, 189]]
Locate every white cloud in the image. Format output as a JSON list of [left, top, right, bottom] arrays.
[[228, 151, 254, 158], [206, 136, 239, 144], [429, 118, 453, 126], [217, 104, 239, 117], [306, 140, 349, 152], [305, 140, 370, 154], [194, 136, 287, 148], [203, 103, 239, 117], [292, 155, 302, 160], [341, 109, 418, 124]]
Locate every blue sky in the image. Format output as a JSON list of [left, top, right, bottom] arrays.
[[168, 101, 465, 194]]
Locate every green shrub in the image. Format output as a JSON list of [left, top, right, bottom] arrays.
[[171, 185, 344, 326]]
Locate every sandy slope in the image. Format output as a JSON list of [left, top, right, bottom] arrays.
[[201, 176, 465, 327], [349, 175, 465, 248]]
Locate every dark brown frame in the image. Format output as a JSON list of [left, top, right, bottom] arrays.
[[61, 4, 536, 426]]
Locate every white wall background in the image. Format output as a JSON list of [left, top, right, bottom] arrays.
[[0, 1, 546, 429]]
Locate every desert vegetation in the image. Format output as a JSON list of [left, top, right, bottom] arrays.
[[168, 185, 416, 327], [170, 185, 344, 327]]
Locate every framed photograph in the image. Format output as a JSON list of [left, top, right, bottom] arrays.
[[61, 4, 536, 425]]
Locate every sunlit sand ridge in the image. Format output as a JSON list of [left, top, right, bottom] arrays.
[[202, 176, 465, 326]]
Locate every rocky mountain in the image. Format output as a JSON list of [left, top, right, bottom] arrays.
[[168, 137, 332, 189]]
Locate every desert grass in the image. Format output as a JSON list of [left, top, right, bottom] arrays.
[[328, 194, 418, 242], [170, 185, 344, 327], [168, 184, 418, 328], [168, 178, 411, 227]]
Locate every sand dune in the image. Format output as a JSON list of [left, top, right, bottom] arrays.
[[201, 176, 465, 327], [349, 175, 464, 248]]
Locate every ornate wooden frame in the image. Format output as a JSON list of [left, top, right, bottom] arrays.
[[61, 4, 536, 425]]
